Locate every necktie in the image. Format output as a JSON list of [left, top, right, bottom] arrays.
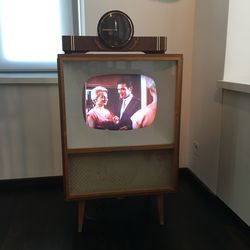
[[120, 99, 126, 118]]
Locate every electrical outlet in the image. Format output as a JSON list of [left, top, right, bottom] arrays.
[[193, 141, 199, 156]]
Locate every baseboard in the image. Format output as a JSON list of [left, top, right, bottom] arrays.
[[0, 175, 63, 191], [0, 168, 194, 191], [179, 167, 215, 195]]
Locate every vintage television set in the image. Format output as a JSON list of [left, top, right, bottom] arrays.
[[57, 53, 183, 231]]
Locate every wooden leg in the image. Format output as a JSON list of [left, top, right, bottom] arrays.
[[156, 194, 165, 225], [78, 200, 86, 232]]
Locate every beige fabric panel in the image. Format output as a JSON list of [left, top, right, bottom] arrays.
[[68, 150, 172, 194]]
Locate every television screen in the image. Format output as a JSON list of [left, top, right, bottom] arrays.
[[61, 54, 179, 149], [84, 74, 157, 130]]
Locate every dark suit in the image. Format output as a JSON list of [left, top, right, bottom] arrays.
[[116, 96, 141, 130]]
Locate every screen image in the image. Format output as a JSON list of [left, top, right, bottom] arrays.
[[83, 74, 157, 131]]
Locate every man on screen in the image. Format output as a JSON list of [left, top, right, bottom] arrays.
[[115, 81, 141, 130]]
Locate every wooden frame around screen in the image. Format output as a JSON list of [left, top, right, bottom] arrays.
[[57, 53, 183, 200]]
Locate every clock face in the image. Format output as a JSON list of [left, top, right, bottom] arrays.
[[97, 10, 134, 48]]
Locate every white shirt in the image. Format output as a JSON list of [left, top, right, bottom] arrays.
[[120, 94, 133, 119]]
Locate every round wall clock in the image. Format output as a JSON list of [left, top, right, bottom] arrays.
[[97, 10, 134, 49]]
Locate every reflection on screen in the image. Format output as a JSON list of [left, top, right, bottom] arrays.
[[83, 74, 157, 130]]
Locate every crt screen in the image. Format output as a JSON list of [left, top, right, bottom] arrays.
[[83, 74, 157, 130]]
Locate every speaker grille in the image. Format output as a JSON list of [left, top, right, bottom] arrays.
[[68, 150, 172, 195]]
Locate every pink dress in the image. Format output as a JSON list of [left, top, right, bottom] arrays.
[[86, 107, 116, 129]]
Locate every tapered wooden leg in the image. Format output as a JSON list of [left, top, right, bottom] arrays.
[[78, 200, 86, 232], [156, 194, 165, 225]]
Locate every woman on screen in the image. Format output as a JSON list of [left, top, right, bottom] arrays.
[[86, 86, 119, 129]]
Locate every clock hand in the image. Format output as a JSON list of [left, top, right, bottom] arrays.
[[102, 28, 118, 31], [102, 20, 118, 32]]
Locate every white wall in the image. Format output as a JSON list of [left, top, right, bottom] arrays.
[[191, 0, 250, 226], [217, 90, 250, 225], [0, 79, 62, 179], [223, 0, 250, 83], [216, 0, 250, 226], [84, 0, 196, 167], [190, 0, 229, 192]]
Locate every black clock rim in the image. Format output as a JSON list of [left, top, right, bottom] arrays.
[[97, 10, 134, 49]]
